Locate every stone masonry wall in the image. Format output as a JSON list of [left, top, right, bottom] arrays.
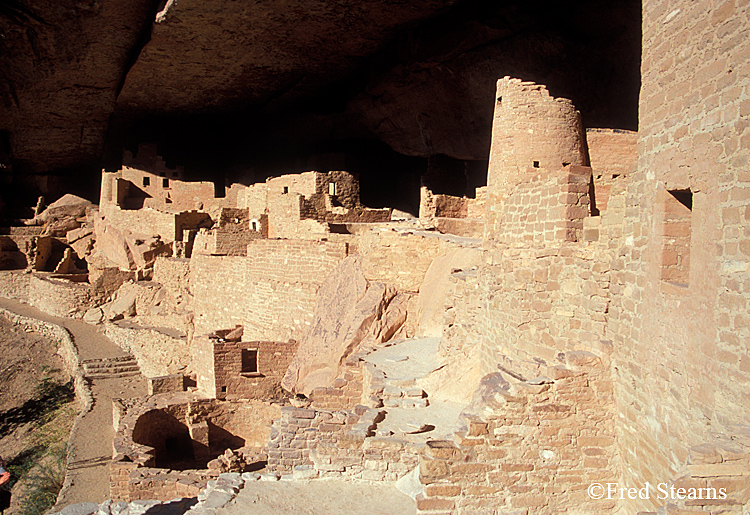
[[477, 244, 611, 381], [607, 1, 750, 512], [417, 352, 617, 515], [189, 239, 349, 343], [100, 204, 177, 242], [104, 323, 190, 378], [585, 128, 637, 213], [358, 229, 476, 293], [213, 339, 298, 400], [484, 77, 587, 249], [498, 165, 592, 245]]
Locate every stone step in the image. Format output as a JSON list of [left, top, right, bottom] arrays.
[[82, 355, 140, 378], [83, 362, 138, 370], [85, 371, 142, 379]]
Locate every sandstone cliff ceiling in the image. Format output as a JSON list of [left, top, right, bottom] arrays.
[[0, 0, 640, 191]]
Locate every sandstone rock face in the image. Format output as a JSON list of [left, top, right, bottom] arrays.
[[282, 255, 397, 395], [35, 194, 92, 223], [31, 194, 94, 237], [0, 0, 158, 173], [0, 0, 639, 184], [414, 248, 482, 337], [113, 0, 457, 119]]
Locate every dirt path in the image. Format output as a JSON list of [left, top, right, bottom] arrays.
[[0, 297, 147, 509]]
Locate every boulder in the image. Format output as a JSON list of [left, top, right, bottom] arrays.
[[92, 216, 171, 272], [35, 194, 92, 224], [282, 256, 396, 395]]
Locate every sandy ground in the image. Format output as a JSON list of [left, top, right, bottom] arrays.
[[0, 297, 147, 511], [0, 314, 72, 515], [222, 480, 416, 515]]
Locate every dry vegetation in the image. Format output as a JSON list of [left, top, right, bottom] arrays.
[[0, 316, 76, 515]]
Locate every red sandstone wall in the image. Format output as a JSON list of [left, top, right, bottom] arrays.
[[608, 1, 750, 512]]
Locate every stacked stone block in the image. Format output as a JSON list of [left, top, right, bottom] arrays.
[[416, 352, 617, 515], [496, 165, 592, 245], [604, 2, 750, 512], [213, 339, 298, 400], [190, 239, 349, 343]]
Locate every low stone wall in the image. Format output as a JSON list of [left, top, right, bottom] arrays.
[[0, 271, 93, 317], [358, 229, 476, 293], [104, 322, 190, 378], [266, 404, 419, 482], [0, 307, 94, 513], [267, 357, 420, 482], [111, 393, 280, 502], [654, 435, 750, 513]]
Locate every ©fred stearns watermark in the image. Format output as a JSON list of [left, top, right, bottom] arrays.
[[587, 482, 727, 501]]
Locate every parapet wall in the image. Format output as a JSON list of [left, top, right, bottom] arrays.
[[0, 271, 92, 318]]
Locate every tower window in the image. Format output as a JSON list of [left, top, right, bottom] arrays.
[[162, 178, 169, 188], [533, 161, 540, 168], [143, 177, 150, 187]]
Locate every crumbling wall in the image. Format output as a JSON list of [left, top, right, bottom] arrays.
[[417, 353, 617, 515], [104, 323, 189, 378], [484, 77, 587, 248], [111, 394, 279, 502], [358, 229, 475, 293], [476, 246, 611, 382]]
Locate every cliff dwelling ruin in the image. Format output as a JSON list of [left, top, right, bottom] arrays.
[[0, 0, 748, 514]]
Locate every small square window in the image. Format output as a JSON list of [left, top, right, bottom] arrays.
[[162, 178, 169, 188], [533, 161, 540, 168], [241, 348, 258, 374], [142, 177, 150, 187]]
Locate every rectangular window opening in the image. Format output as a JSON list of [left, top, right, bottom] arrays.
[[533, 161, 540, 168], [162, 178, 169, 188], [661, 189, 692, 286], [241, 348, 258, 374], [142, 177, 150, 187], [283, 186, 289, 194]]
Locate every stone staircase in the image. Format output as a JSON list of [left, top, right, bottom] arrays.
[[360, 337, 464, 440], [82, 356, 141, 379]]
